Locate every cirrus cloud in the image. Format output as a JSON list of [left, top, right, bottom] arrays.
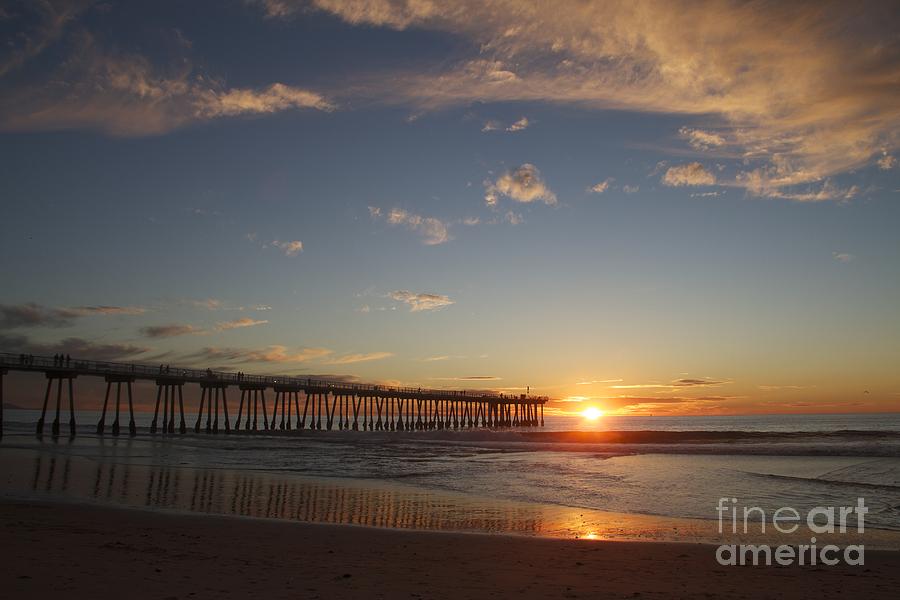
[[323, 351, 394, 365], [390, 290, 455, 312], [273, 0, 900, 197], [215, 318, 269, 331]]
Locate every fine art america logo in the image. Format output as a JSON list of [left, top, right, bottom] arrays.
[[715, 497, 867, 566]]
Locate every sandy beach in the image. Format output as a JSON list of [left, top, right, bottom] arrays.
[[1, 499, 898, 600]]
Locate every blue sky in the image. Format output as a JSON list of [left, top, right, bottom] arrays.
[[1, 0, 899, 414]]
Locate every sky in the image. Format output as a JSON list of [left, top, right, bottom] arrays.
[[1, 0, 899, 416]]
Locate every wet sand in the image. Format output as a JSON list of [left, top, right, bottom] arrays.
[[5, 447, 898, 548], [2, 499, 898, 599]]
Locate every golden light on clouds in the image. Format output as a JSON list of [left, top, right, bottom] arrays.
[[295, 0, 900, 197]]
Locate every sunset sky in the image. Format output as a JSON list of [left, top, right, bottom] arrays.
[[1, 0, 899, 415]]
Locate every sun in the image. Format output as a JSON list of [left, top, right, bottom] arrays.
[[582, 407, 604, 420]]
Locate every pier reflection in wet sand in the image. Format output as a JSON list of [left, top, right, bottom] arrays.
[[14, 450, 550, 534]]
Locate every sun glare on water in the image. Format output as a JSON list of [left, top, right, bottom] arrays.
[[582, 407, 604, 420]]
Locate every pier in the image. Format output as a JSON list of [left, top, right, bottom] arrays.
[[0, 352, 548, 438]]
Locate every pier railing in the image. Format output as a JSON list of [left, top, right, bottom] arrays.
[[0, 352, 546, 402]]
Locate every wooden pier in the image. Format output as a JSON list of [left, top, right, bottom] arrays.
[[0, 352, 548, 438]]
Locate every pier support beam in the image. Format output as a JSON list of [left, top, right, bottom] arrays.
[[36, 371, 77, 438], [151, 379, 186, 434], [236, 384, 269, 431], [352, 394, 361, 430], [273, 384, 303, 431], [196, 382, 230, 434], [300, 392, 310, 430], [98, 375, 137, 436], [327, 392, 338, 430], [397, 396, 404, 431]]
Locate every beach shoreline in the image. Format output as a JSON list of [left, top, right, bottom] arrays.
[[5, 444, 899, 548], [2, 498, 898, 599]]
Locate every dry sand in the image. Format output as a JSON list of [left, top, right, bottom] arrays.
[[1, 499, 898, 599]]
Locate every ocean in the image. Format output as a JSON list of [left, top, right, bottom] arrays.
[[1, 410, 899, 542]]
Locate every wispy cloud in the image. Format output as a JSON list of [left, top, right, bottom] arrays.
[[272, 239, 303, 256], [182, 344, 392, 366], [199, 83, 332, 118], [503, 211, 523, 225], [390, 291, 455, 312], [481, 116, 529, 132], [68, 305, 147, 316], [506, 116, 530, 131], [429, 376, 501, 381], [832, 252, 854, 264], [671, 378, 727, 387], [190, 298, 222, 310], [0, 30, 332, 136], [0, 303, 81, 329], [877, 153, 896, 170], [323, 351, 394, 365], [662, 163, 716, 187], [678, 127, 726, 151], [371, 207, 451, 245], [140, 324, 203, 338], [758, 384, 810, 391], [0, 333, 150, 361], [0, 302, 145, 329], [484, 163, 556, 207], [611, 377, 729, 390], [743, 178, 859, 203], [420, 354, 470, 362], [0, 0, 90, 77], [284, 0, 900, 196], [576, 379, 624, 385], [590, 179, 612, 194], [215, 318, 269, 331], [188, 345, 333, 364]]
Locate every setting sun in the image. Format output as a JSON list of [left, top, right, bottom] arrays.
[[582, 407, 604, 420]]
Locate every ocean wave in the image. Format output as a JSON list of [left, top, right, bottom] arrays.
[[746, 471, 900, 491]]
